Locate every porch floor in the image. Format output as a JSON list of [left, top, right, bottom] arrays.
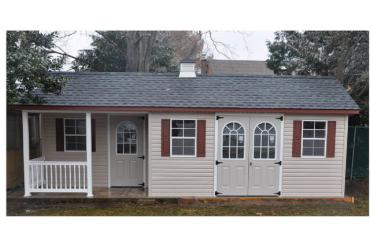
[[7, 187, 147, 199]]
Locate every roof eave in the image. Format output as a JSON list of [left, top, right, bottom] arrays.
[[9, 105, 360, 115]]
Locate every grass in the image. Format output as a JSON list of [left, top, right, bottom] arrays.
[[7, 179, 369, 216]]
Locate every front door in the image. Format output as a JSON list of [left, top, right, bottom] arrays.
[[248, 117, 281, 195], [217, 117, 249, 196], [110, 116, 144, 187]]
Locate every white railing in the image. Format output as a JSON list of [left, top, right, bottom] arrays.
[[28, 160, 88, 193]]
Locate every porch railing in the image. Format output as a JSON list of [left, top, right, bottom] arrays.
[[28, 160, 88, 193]]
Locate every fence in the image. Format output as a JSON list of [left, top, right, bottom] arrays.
[[346, 126, 369, 179]]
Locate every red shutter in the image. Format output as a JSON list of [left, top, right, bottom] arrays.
[[92, 119, 96, 152], [55, 118, 64, 151], [292, 120, 302, 157], [161, 119, 170, 157], [197, 120, 206, 157], [326, 121, 336, 157]]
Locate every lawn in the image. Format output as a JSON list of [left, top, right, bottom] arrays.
[[7, 179, 368, 216]]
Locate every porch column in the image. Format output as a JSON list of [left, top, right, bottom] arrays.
[[86, 112, 93, 197], [22, 111, 31, 197]]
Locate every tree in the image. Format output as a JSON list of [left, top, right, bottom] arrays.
[[7, 31, 67, 104], [266, 31, 369, 124], [72, 31, 204, 73]]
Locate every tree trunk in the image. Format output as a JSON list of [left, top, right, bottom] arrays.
[[126, 31, 157, 72]]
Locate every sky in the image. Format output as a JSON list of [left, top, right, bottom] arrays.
[[56, 31, 276, 69]]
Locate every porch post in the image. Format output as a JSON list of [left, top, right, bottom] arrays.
[[22, 111, 31, 197], [86, 112, 93, 197]]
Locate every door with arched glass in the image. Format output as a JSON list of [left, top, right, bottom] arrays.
[[110, 116, 144, 186], [217, 117, 250, 196], [248, 117, 281, 195]]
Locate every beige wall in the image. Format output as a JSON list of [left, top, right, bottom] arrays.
[[42, 113, 108, 187], [148, 113, 215, 197], [282, 115, 348, 197]]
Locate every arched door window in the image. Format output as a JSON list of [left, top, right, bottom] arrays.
[[222, 122, 245, 159], [253, 122, 276, 159], [117, 121, 137, 154]]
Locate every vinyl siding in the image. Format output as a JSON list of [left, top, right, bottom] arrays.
[[282, 115, 348, 197], [41, 113, 108, 187], [148, 113, 215, 197]]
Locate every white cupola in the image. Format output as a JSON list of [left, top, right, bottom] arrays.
[[179, 59, 196, 78]]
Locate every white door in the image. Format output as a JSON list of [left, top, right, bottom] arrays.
[[110, 116, 144, 187], [217, 117, 249, 196], [248, 117, 281, 195]]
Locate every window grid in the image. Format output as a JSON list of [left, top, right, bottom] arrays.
[[222, 122, 245, 159], [171, 120, 196, 156], [301, 121, 327, 157], [117, 122, 137, 155], [253, 122, 276, 159], [64, 119, 86, 151]]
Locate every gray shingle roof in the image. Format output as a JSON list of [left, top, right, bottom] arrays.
[[207, 60, 274, 76], [37, 72, 358, 110]]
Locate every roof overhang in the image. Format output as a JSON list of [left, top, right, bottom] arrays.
[[9, 105, 360, 115]]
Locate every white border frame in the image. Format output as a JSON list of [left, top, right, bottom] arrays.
[[169, 118, 197, 158], [220, 121, 246, 160], [251, 121, 278, 161], [115, 121, 138, 156], [300, 120, 328, 158], [63, 118, 87, 152]]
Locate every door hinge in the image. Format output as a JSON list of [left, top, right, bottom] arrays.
[[274, 161, 282, 165], [274, 191, 281, 196], [138, 155, 145, 160], [215, 160, 223, 165], [276, 116, 283, 121], [139, 182, 145, 187], [216, 115, 224, 120], [215, 191, 223, 196]]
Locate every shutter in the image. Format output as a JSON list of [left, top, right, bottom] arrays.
[[197, 120, 206, 157], [161, 119, 170, 157], [292, 120, 302, 157], [92, 119, 96, 152], [55, 118, 64, 151], [326, 121, 336, 157]]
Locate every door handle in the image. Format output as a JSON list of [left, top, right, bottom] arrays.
[[138, 156, 145, 160]]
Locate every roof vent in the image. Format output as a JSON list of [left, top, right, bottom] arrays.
[[179, 59, 196, 78]]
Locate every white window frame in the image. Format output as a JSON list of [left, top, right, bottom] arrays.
[[252, 121, 277, 160], [64, 118, 86, 152], [170, 119, 197, 157], [301, 120, 327, 158], [116, 121, 138, 155], [221, 121, 246, 160]]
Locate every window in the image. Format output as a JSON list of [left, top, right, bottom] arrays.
[[117, 122, 137, 154], [222, 122, 245, 159], [64, 119, 86, 151], [302, 121, 326, 157], [171, 120, 196, 156], [253, 122, 276, 159]]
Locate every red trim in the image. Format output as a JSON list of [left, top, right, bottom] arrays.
[[9, 105, 360, 115], [326, 121, 336, 158], [196, 120, 206, 157], [161, 119, 170, 157]]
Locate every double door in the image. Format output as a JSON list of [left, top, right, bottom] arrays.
[[217, 115, 281, 196]]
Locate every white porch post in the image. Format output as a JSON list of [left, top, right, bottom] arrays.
[[22, 111, 31, 197], [86, 112, 93, 197]]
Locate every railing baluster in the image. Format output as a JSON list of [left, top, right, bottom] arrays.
[[36, 165, 39, 189], [30, 164, 34, 189], [83, 165, 86, 189], [64, 165, 67, 189], [41, 164, 44, 189], [78, 165, 81, 190], [69, 165, 71, 189], [59, 165, 62, 189], [46, 165, 48, 189], [73, 165, 76, 189]]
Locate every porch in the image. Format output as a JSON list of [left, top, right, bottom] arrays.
[[21, 110, 148, 198]]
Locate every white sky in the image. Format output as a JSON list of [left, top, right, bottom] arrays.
[[56, 31, 276, 70]]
